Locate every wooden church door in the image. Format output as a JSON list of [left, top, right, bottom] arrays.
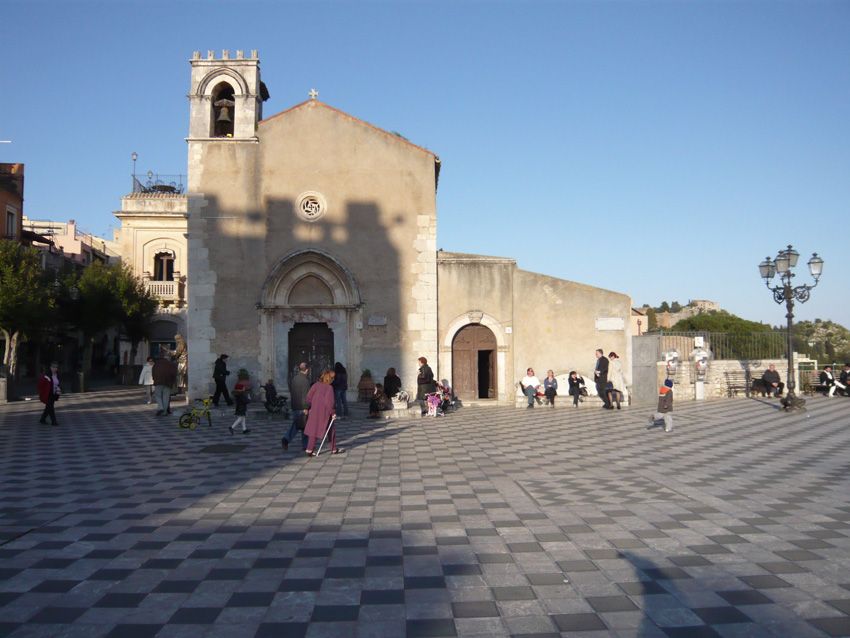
[[288, 323, 334, 384], [452, 324, 497, 400]]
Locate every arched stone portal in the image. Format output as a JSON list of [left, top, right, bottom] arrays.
[[441, 312, 510, 403], [452, 324, 498, 401], [258, 250, 362, 390]]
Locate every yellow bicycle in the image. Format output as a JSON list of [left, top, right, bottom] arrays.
[[178, 398, 213, 429]]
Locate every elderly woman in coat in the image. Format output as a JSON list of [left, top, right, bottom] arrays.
[[416, 356, 437, 414], [304, 369, 343, 456]]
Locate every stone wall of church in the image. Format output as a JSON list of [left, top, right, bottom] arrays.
[[186, 102, 438, 398], [511, 270, 633, 386]]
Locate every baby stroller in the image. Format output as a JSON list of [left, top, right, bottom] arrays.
[[425, 382, 454, 417], [262, 381, 290, 417], [437, 381, 455, 414]]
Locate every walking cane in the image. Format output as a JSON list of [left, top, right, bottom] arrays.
[[315, 415, 336, 457]]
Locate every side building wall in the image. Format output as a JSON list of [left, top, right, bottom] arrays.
[[437, 254, 515, 403], [512, 270, 633, 387], [437, 253, 633, 404]]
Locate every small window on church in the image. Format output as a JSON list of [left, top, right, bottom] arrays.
[[212, 82, 236, 137], [153, 252, 174, 281]]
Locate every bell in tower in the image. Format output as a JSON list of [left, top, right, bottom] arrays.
[[212, 84, 236, 137], [187, 49, 269, 143]]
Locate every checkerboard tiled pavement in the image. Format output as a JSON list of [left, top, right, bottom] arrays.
[[1, 389, 849, 637]]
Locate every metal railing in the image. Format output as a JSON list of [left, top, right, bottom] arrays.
[[132, 173, 185, 195], [655, 331, 788, 360]]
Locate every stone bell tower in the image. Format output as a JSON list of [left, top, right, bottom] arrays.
[[186, 49, 268, 190]]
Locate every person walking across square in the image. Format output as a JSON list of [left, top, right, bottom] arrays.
[[212, 354, 233, 407], [648, 379, 674, 432], [594, 349, 612, 409], [229, 371, 251, 435], [37, 362, 61, 426], [138, 357, 155, 404], [152, 353, 177, 416], [283, 362, 310, 451], [304, 369, 342, 456]]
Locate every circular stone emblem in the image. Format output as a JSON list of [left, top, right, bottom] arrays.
[[296, 191, 327, 222]]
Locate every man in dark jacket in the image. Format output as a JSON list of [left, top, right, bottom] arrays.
[[594, 349, 611, 409], [840, 364, 850, 396], [282, 362, 311, 451], [761, 364, 784, 397], [152, 354, 177, 416], [212, 354, 233, 407]]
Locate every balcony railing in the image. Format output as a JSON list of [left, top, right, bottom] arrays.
[[145, 279, 179, 302]]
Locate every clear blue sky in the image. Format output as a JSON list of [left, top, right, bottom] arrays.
[[3, 0, 848, 328]]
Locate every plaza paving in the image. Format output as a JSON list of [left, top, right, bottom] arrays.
[[1, 389, 849, 638]]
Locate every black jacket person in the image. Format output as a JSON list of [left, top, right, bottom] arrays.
[[212, 354, 233, 406]]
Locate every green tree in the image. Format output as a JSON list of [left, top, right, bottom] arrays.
[[670, 300, 682, 313], [670, 311, 776, 359], [115, 264, 158, 364], [671, 310, 769, 333], [0, 240, 56, 376], [63, 262, 157, 374], [658, 301, 670, 312]]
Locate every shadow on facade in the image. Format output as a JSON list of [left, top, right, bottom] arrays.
[[192, 195, 406, 401]]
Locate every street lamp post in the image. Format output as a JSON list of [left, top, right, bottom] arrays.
[[758, 245, 824, 411], [131, 152, 138, 191]]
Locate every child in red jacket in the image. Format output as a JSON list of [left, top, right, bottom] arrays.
[[648, 379, 674, 433]]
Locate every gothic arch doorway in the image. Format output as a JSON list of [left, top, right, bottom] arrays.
[[452, 324, 497, 400], [258, 250, 361, 390]]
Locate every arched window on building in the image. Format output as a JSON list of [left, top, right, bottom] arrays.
[[211, 82, 236, 137], [153, 251, 174, 281]]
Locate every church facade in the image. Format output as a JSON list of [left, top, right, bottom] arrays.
[[185, 51, 632, 404]]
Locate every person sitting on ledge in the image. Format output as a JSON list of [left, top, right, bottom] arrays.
[[520, 367, 543, 408], [368, 383, 391, 418], [762, 364, 784, 397], [383, 367, 402, 399]]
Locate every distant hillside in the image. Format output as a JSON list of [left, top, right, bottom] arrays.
[[790, 319, 850, 363], [639, 299, 721, 330], [662, 309, 850, 363]]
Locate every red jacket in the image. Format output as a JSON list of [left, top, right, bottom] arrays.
[[38, 374, 55, 404]]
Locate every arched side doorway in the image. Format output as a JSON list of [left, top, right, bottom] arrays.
[[452, 324, 498, 401]]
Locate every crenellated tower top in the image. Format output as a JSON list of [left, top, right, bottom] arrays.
[[186, 49, 268, 142]]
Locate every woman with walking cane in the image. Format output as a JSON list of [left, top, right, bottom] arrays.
[[304, 369, 344, 456]]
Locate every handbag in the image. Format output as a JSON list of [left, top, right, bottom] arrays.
[[295, 411, 307, 431]]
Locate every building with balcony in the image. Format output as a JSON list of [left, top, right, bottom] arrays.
[[0, 163, 24, 243], [113, 179, 188, 359]]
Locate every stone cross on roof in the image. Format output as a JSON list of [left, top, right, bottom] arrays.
[[309, 88, 319, 100]]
